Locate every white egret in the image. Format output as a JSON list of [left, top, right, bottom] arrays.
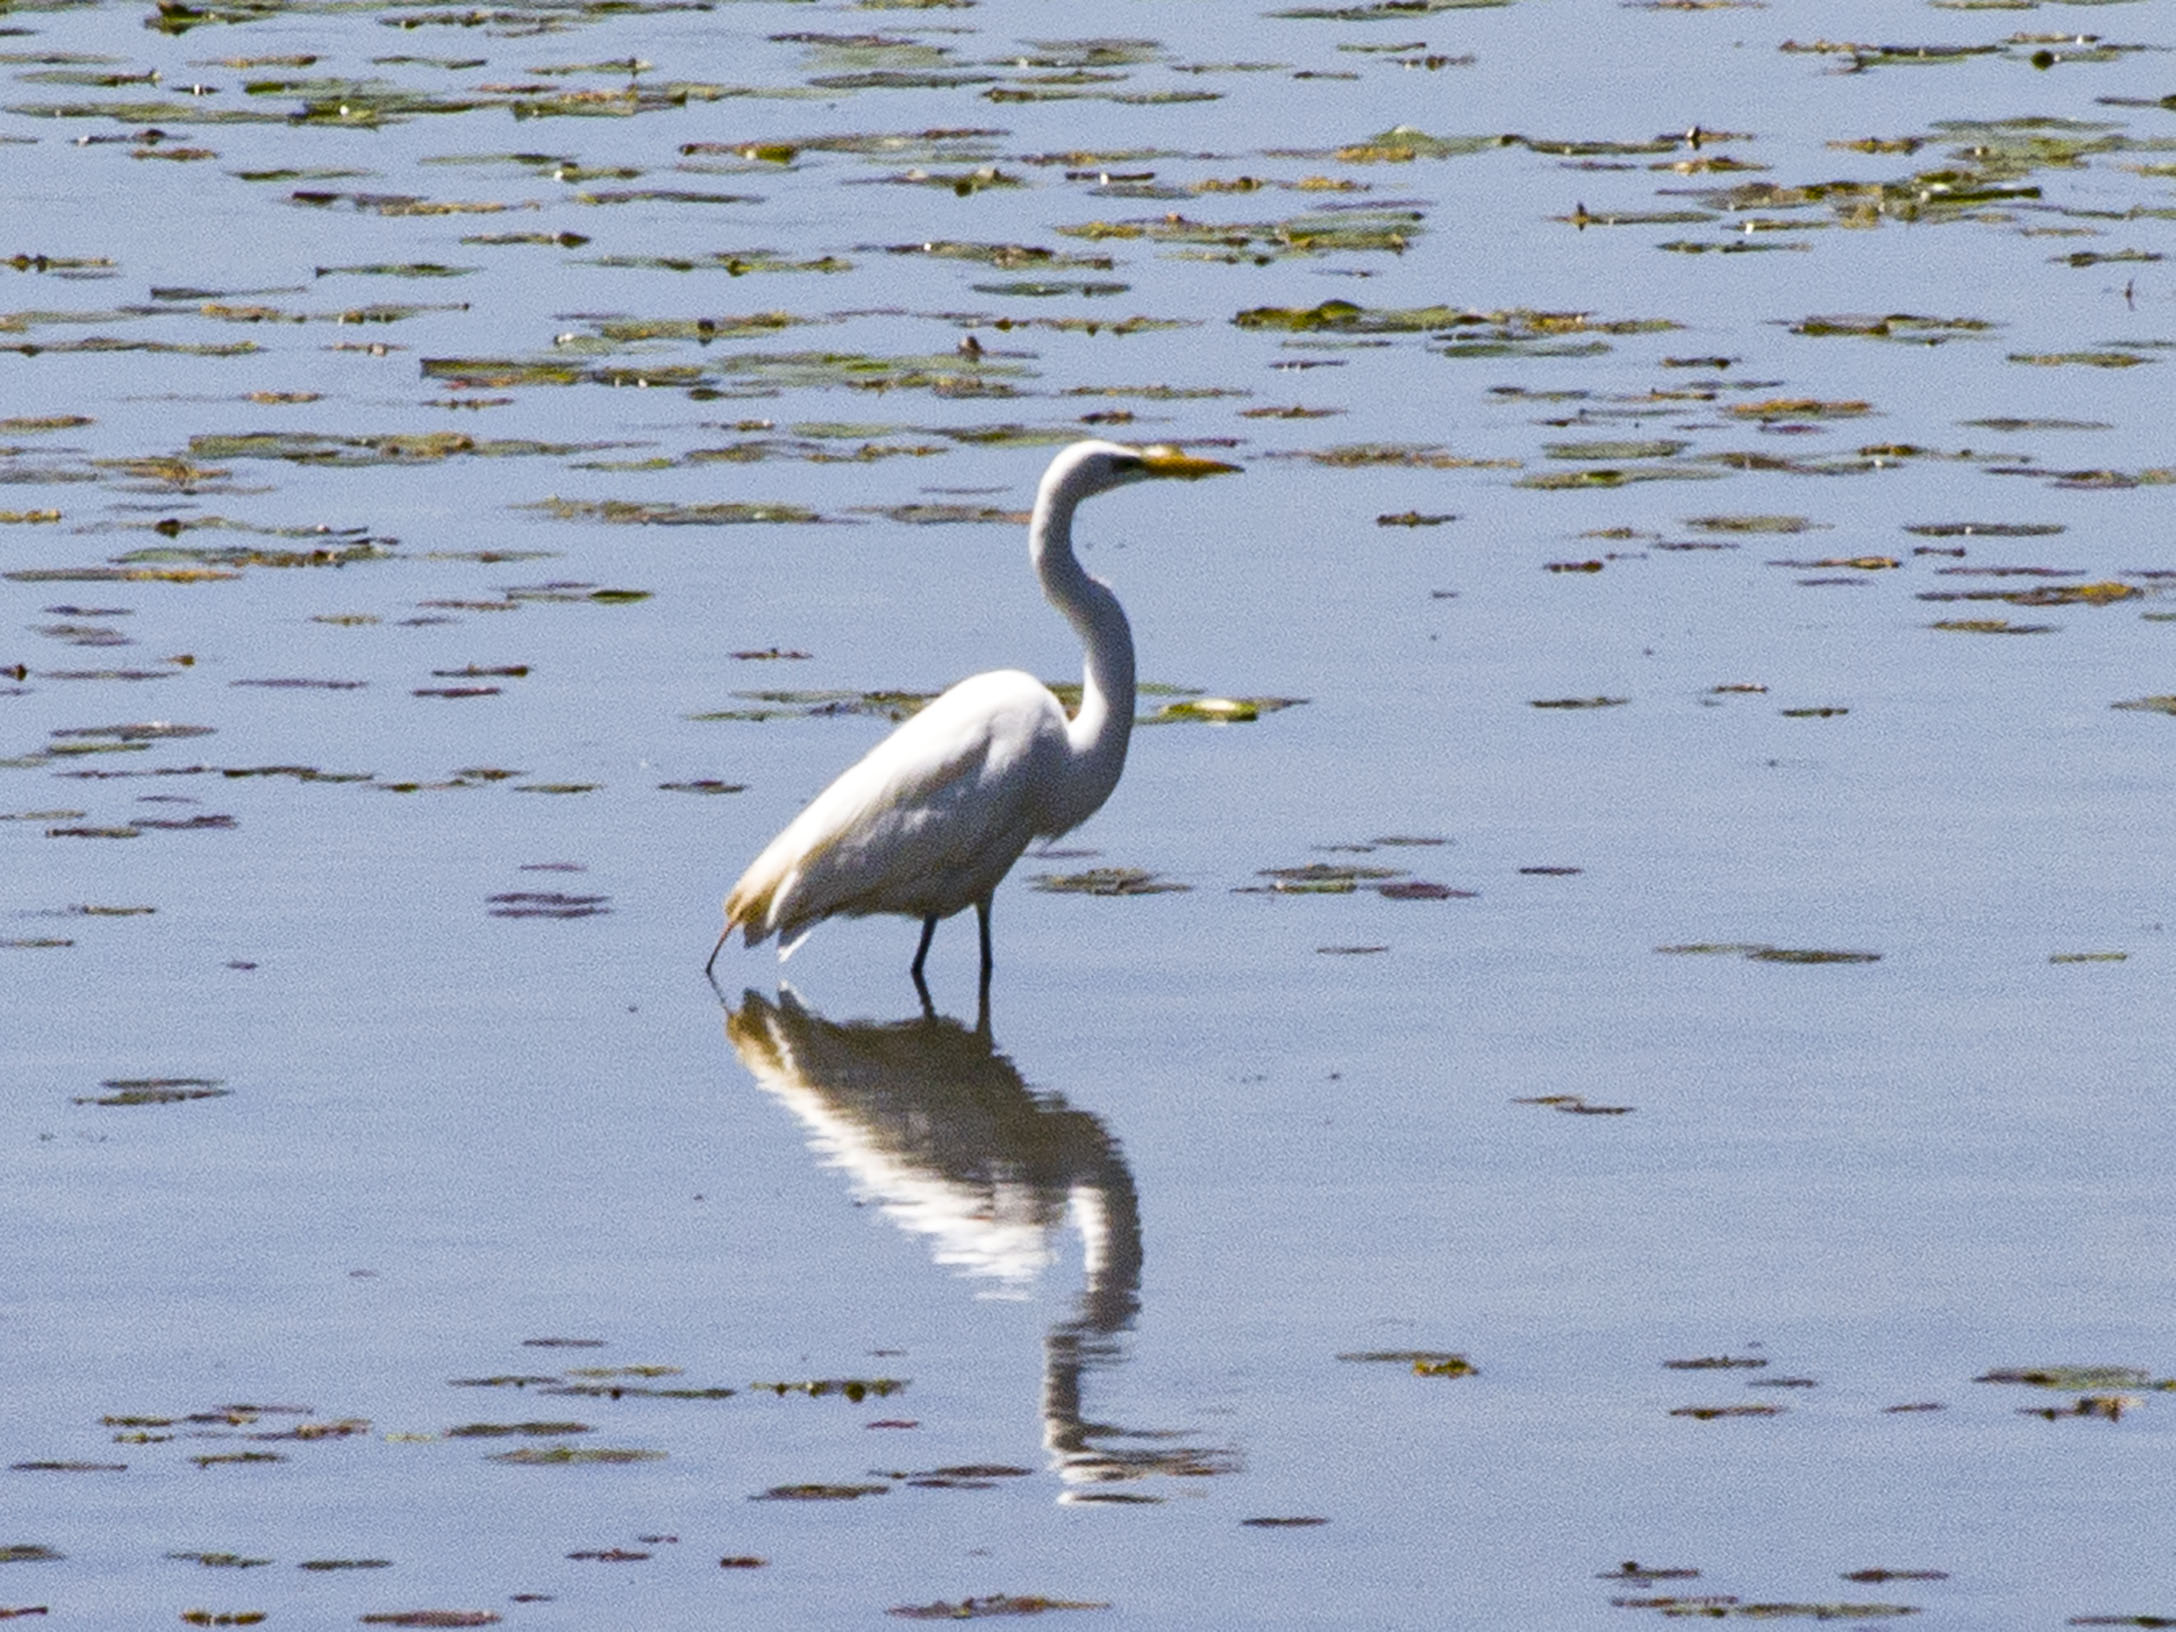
[[707, 439, 1240, 991]]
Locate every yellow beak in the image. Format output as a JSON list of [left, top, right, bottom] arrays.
[[1137, 445, 1243, 479]]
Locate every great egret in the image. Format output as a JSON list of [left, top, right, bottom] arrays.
[[707, 439, 1240, 991]]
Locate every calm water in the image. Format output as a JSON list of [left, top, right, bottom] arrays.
[[5, 0, 2175, 1625]]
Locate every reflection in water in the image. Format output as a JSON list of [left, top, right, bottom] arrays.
[[723, 988, 1232, 1498]]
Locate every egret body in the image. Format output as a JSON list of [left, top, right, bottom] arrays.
[[707, 439, 1239, 992]]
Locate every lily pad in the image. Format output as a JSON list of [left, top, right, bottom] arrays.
[[1031, 867, 1188, 895]]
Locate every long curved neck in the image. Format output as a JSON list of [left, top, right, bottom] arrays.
[[1032, 475, 1134, 833]]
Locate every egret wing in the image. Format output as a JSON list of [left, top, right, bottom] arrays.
[[726, 671, 1067, 948]]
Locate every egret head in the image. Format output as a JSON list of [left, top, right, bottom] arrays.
[[1045, 439, 1243, 505]]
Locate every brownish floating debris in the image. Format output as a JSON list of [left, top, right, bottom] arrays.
[[1669, 1404, 1784, 1419], [1242, 1517, 1330, 1528], [732, 647, 812, 660], [719, 1556, 768, 1568], [1749, 947, 1879, 963], [2067, 1618, 2176, 1628], [2019, 1396, 2135, 1422], [1845, 1570, 1949, 1584], [888, 1595, 1109, 1620], [1335, 1350, 1475, 1376], [1518, 866, 1581, 876], [1665, 1355, 1769, 1370], [1611, 1596, 1743, 1614], [1513, 1095, 1633, 1116], [8, 1462, 125, 1473], [488, 893, 609, 919], [1377, 881, 1472, 900], [1599, 1563, 1701, 1583], [1531, 696, 1627, 709], [358, 1617, 502, 1629], [521, 1336, 605, 1348], [566, 1549, 648, 1563], [753, 1483, 890, 1501]]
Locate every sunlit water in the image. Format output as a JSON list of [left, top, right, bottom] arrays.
[[4, 0, 2175, 1625]]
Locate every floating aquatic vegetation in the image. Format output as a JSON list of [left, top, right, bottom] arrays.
[[1530, 696, 1627, 709], [542, 1381, 735, 1399], [1666, 1354, 1767, 1370], [1618, 1601, 1920, 1621], [888, 1594, 1110, 1619], [167, 1552, 272, 1568], [1906, 521, 2064, 537], [1032, 867, 1188, 895], [1931, 618, 2054, 634], [1927, 579, 2138, 606], [1669, 1403, 1783, 1419], [1519, 465, 1720, 490], [357, 1614, 501, 1628], [1514, 1095, 1633, 1114], [188, 430, 614, 466], [1545, 439, 1689, 460], [853, 502, 1023, 524], [1975, 1365, 2161, 1390], [1657, 943, 1881, 964], [1787, 313, 1994, 342], [521, 497, 829, 525], [487, 1446, 662, 1465], [1270, 442, 1508, 468], [2111, 696, 2176, 715], [1600, 1563, 1701, 1583], [1335, 1349, 1475, 1375], [1686, 513, 1819, 534], [2009, 350, 2154, 368], [1060, 208, 1425, 260], [72, 1071, 228, 1100], [754, 1482, 890, 1500], [751, 1377, 906, 1400], [1150, 696, 1304, 722], [1726, 397, 1873, 421], [1561, 203, 1718, 229]]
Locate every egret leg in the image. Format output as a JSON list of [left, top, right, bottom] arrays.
[[703, 922, 731, 979], [910, 913, 939, 982], [975, 896, 994, 987]]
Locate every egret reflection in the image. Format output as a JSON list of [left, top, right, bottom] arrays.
[[722, 988, 1232, 1497]]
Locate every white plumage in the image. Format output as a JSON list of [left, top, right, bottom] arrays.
[[707, 439, 1239, 991]]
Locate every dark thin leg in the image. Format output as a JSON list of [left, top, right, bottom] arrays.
[[704, 922, 731, 980], [910, 912, 939, 1003], [975, 896, 994, 988]]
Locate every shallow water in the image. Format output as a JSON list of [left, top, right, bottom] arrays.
[[5, 0, 2176, 1625]]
